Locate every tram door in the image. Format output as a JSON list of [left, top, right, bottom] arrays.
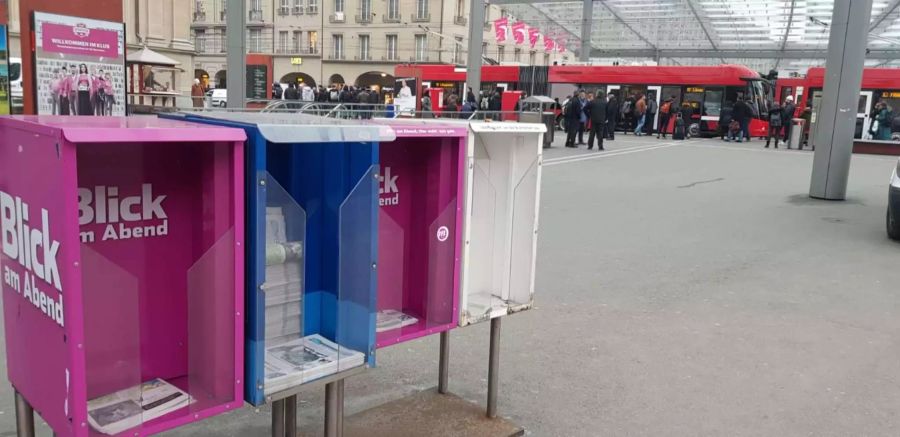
[[647, 86, 662, 130], [858, 91, 874, 139]]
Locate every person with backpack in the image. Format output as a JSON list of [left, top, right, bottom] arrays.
[[765, 102, 783, 148], [657, 96, 675, 139], [645, 95, 658, 136]]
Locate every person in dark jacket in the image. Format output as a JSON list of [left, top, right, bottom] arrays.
[[606, 93, 619, 140], [466, 87, 477, 105], [657, 96, 675, 139], [781, 96, 796, 145], [587, 94, 608, 150], [765, 103, 783, 148], [680, 102, 694, 139], [718, 104, 734, 140], [731, 98, 752, 143], [564, 91, 585, 148], [488, 88, 503, 120]]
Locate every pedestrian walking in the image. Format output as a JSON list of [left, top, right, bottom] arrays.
[[730, 98, 752, 143], [191, 78, 205, 108], [645, 95, 658, 136], [765, 102, 783, 148], [633, 94, 648, 136], [657, 96, 675, 139], [781, 96, 796, 146]]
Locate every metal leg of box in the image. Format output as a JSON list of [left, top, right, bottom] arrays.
[[15, 391, 35, 437], [324, 381, 339, 437], [438, 331, 450, 394], [271, 398, 286, 437], [336, 379, 345, 435], [486, 317, 501, 418], [284, 395, 297, 437]]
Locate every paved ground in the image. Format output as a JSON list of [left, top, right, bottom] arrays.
[[2, 132, 900, 436]]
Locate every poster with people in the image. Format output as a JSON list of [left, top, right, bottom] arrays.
[[33, 12, 126, 116], [394, 77, 417, 115], [0, 25, 10, 115]]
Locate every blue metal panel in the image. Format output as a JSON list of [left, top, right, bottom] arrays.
[[164, 114, 380, 406]]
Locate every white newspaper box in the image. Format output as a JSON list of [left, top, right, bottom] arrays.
[[459, 122, 545, 326]]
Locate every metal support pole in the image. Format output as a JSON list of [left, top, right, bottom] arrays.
[[486, 317, 501, 418], [271, 398, 286, 437], [579, 0, 593, 63], [15, 391, 35, 437], [809, 0, 874, 200], [284, 395, 297, 437], [438, 331, 450, 394], [336, 379, 345, 435], [226, 0, 247, 109], [324, 381, 339, 437], [465, 0, 485, 97]]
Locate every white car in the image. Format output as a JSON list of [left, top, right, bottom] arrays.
[[210, 89, 227, 107]]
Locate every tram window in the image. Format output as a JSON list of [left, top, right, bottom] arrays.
[[661, 86, 681, 104], [683, 90, 703, 115], [877, 91, 900, 116], [724, 87, 740, 109], [703, 89, 723, 117], [859, 94, 870, 114]]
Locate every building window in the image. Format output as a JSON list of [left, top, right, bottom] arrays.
[[293, 0, 304, 14], [332, 34, 344, 59], [387, 0, 399, 19], [456, 0, 464, 16], [453, 36, 463, 64], [416, 0, 428, 19], [308, 31, 318, 53], [194, 29, 207, 53], [335, 0, 344, 13], [360, 0, 371, 17], [386, 34, 398, 60], [279, 0, 290, 14], [279, 31, 289, 53], [292, 31, 302, 52], [514, 48, 521, 62], [359, 35, 370, 60], [249, 29, 262, 53], [218, 31, 226, 52], [497, 45, 504, 62], [415, 34, 427, 61]]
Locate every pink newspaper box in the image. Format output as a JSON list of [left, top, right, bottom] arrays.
[[0, 116, 246, 436], [375, 122, 466, 347]]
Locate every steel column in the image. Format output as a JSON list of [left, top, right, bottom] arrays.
[[579, 0, 593, 63], [439, 331, 450, 394], [486, 317, 501, 418], [226, 0, 247, 109], [465, 0, 485, 95], [15, 392, 34, 437], [810, 0, 874, 200], [284, 395, 297, 437], [324, 382, 339, 437], [271, 398, 286, 437]]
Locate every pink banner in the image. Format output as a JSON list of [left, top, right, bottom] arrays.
[[512, 22, 527, 45], [543, 34, 555, 52], [494, 17, 509, 43], [41, 22, 119, 58], [528, 27, 540, 48]]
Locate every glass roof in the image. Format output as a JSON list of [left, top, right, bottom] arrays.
[[499, 0, 900, 71]]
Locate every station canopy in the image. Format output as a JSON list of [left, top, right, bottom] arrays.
[[494, 0, 900, 72]]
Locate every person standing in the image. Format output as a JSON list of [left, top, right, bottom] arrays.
[[645, 94, 658, 136], [781, 96, 796, 146], [421, 92, 433, 118], [74, 64, 94, 116], [657, 96, 675, 139], [633, 94, 648, 136], [103, 73, 115, 115], [875, 102, 894, 140], [466, 87, 477, 106], [576, 91, 588, 145], [765, 102, 783, 148], [606, 93, 619, 140], [49, 70, 62, 115], [488, 88, 502, 120], [731, 98, 751, 143], [622, 94, 636, 134], [272, 82, 283, 100], [564, 91, 585, 148], [680, 102, 695, 139], [587, 93, 608, 151], [192, 78, 205, 108]]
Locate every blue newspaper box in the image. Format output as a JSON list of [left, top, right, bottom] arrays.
[[168, 112, 395, 406]]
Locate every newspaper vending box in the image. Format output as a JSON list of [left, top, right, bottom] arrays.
[[172, 112, 393, 406], [0, 116, 246, 436], [373, 122, 466, 347], [459, 122, 545, 326]]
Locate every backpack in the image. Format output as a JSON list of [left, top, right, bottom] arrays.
[[661, 101, 671, 115]]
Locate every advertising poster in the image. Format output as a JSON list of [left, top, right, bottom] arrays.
[[33, 12, 126, 116], [394, 77, 417, 115], [0, 25, 10, 115]]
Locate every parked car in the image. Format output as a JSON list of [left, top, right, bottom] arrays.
[[888, 158, 900, 240], [210, 89, 227, 107]]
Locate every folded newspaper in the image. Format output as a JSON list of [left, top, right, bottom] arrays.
[[264, 334, 365, 395], [376, 309, 419, 333], [87, 378, 194, 435]]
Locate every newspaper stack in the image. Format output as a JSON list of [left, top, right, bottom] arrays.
[[376, 309, 419, 333], [265, 207, 303, 343], [87, 378, 194, 435], [264, 334, 365, 395]]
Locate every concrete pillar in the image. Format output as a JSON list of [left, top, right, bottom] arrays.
[[809, 0, 874, 200], [579, 0, 592, 63], [465, 0, 485, 97], [226, 0, 247, 109]]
